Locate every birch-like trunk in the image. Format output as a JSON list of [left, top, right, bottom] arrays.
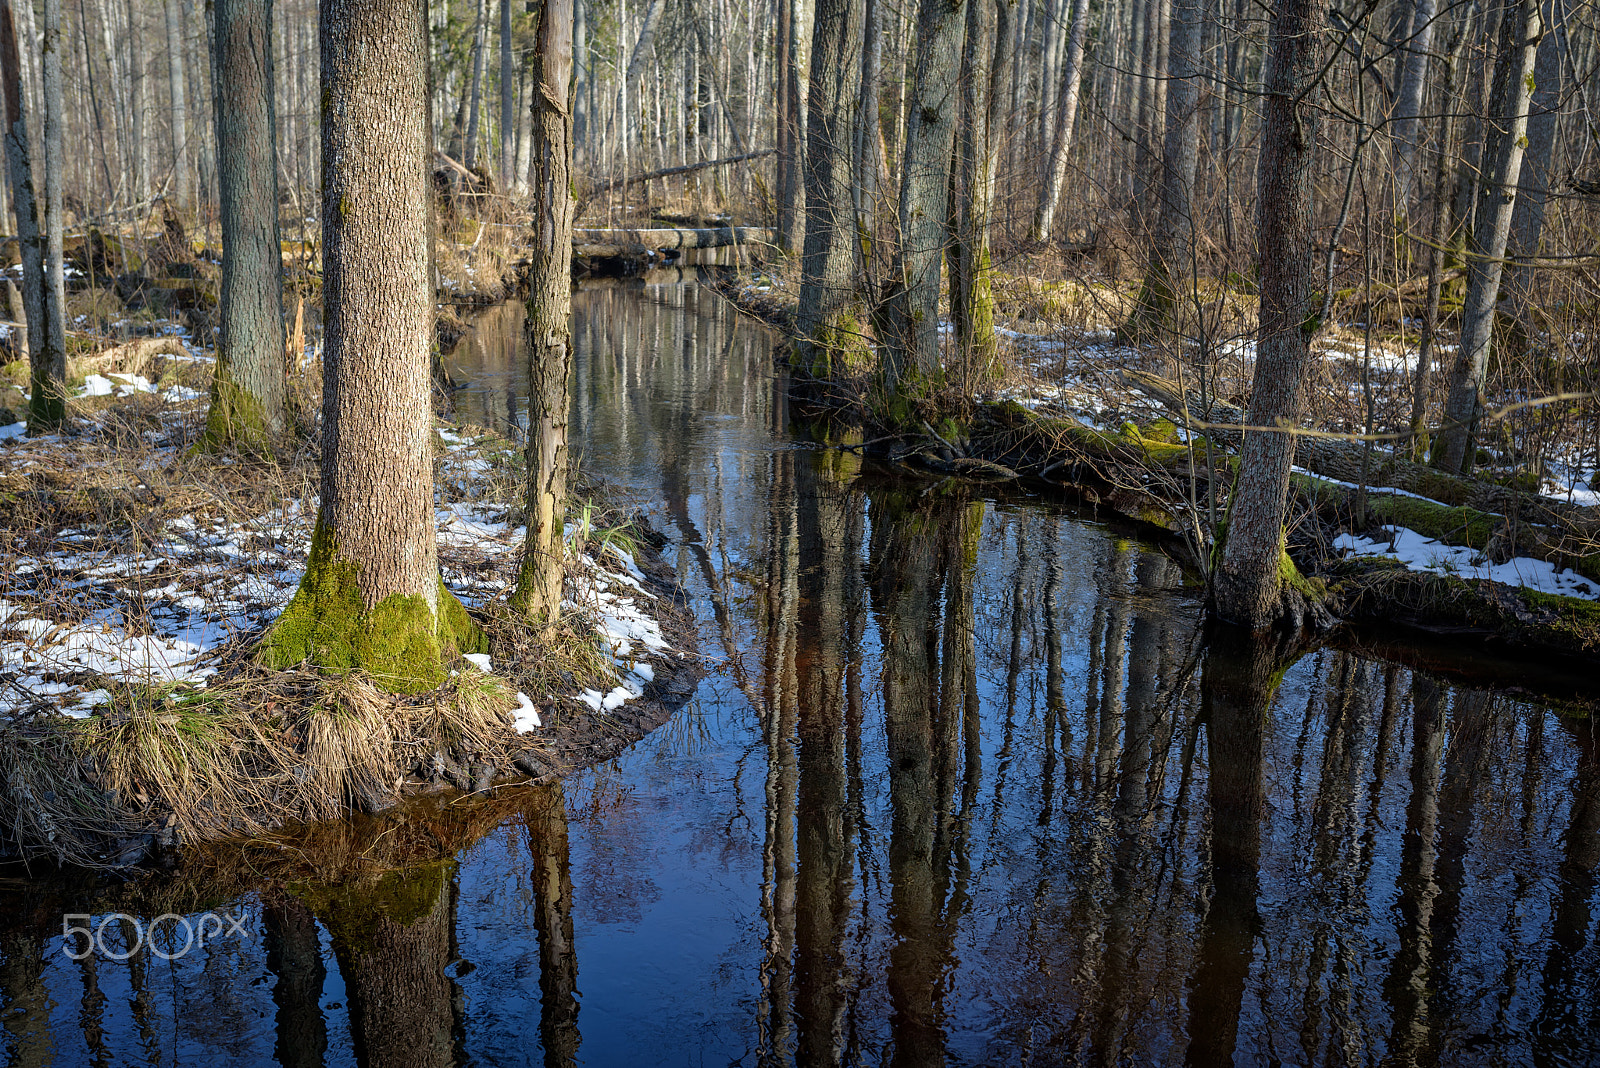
[[163, 0, 190, 208], [499, 0, 513, 189], [0, 0, 43, 399], [1030, 0, 1089, 243], [464, 0, 487, 170], [35, 0, 67, 432], [1390, 0, 1436, 223], [1435, 0, 1543, 474]]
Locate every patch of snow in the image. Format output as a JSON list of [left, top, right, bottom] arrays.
[[1334, 525, 1599, 601]]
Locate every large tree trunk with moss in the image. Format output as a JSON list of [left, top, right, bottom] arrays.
[[0, 0, 45, 422], [1122, 0, 1201, 341], [880, 0, 967, 398], [1211, 0, 1323, 631], [32, 0, 66, 433], [795, 0, 865, 377], [202, 0, 288, 451], [1434, 0, 1542, 474], [261, 0, 479, 692], [511, 0, 574, 631]]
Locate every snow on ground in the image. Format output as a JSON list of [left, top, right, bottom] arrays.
[[1334, 525, 1600, 601], [0, 396, 680, 727]]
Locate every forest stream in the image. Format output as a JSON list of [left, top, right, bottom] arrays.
[[1, 279, 1596, 1066]]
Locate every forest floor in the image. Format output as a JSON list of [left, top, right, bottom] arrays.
[[0, 290, 701, 870], [714, 249, 1600, 666]]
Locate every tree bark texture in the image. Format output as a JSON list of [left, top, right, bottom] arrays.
[[204, 0, 288, 450], [1389, 0, 1437, 221], [263, 0, 479, 691], [530, 784, 581, 1068], [36, 0, 67, 432], [163, 0, 190, 207], [949, 0, 997, 382], [513, 0, 575, 630], [796, 0, 865, 376], [1435, 0, 1542, 473], [0, 0, 45, 426], [1212, 0, 1323, 630], [882, 0, 967, 396]]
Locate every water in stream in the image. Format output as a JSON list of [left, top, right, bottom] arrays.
[[1, 280, 1596, 1066]]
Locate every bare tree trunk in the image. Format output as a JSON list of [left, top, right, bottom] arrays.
[[499, 0, 513, 189], [262, 0, 479, 690], [1123, 0, 1201, 339], [881, 0, 968, 396], [949, 0, 997, 380], [511, 0, 575, 630], [1211, 0, 1324, 631], [854, 0, 882, 269], [572, 0, 587, 166], [0, 0, 43, 403], [464, 0, 487, 170], [127, 0, 148, 201], [36, 0, 67, 432], [1435, 0, 1543, 474], [1029, 0, 1088, 242], [1390, 0, 1437, 223], [796, 0, 865, 375], [620, 0, 667, 148], [202, 0, 288, 450], [163, 0, 190, 208], [1502, 0, 1564, 345]]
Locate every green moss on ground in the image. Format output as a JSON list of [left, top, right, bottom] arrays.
[[259, 520, 484, 693]]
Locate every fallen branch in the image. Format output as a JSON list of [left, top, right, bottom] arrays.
[[581, 150, 775, 200]]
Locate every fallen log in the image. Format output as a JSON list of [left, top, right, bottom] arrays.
[[1120, 368, 1600, 535], [572, 226, 773, 251], [580, 150, 775, 200]]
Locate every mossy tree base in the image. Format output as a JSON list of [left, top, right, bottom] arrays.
[[259, 521, 486, 694], [195, 372, 278, 455]]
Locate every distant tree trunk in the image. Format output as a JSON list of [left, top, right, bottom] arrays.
[[776, 0, 810, 252], [499, 0, 513, 189], [163, 0, 190, 208], [127, 0, 148, 202], [572, 0, 587, 166], [0, 0, 44, 412], [202, 0, 288, 451], [511, 0, 575, 631], [1390, 0, 1436, 225], [262, 0, 480, 691], [853, 0, 882, 270], [464, 0, 487, 170], [796, 0, 865, 376], [1435, 0, 1543, 474], [619, 0, 667, 148], [1502, 1, 1563, 347], [1029, 0, 1088, 243], [880, 0, 967, 398], [949, 0, 997, 380], [1211, 0, 1324, 631], [1123, 0, 1201, 340], [35, 0, 66, 433]]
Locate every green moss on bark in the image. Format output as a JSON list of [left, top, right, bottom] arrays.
[[195, 372, 274, 454], [260, 521, 484, 693]]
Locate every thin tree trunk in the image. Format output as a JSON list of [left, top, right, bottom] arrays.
[[1390, 0, 1436, 224], [36, 0, 67, 432], [949, 0, 997, 380], [0, 0, 43, 406], [1436, 0, 1543, 474], [1503, 0, 1564, 346], [499, 0, 513, 188], [163, 0, 190, 207], [464, 0, 487, 170], [263, 0, 478, 689], [202, 0, 288, 449], [511, 0, 575, 630], [1030, 0, 1088, 242], [1124, 0, 1201, 338], [796, 0, 865, 375], [1211, 0, 1324, 631]]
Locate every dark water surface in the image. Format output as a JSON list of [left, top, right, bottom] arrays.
[[2, 281, 1597, 1066]]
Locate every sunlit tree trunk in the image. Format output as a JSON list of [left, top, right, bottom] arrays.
[[881, 0, 967, 398], [163, 0, 190, 207], [464, 0, 487, 170], [262, 0, 479, 691], [796, 0, 865, 375], [949, 0, 998, 381], [34, 0, 67, 432], [511, 0, 575, 631], [499, 0, 513, 189], [202, 0, 288, 451], [1030, 0, 1088, 242], [1211, 0, 1324, 630], [1390, 0, 1436, 224], [0, 0, 44, 421], [1435, 0, 1543, 473]]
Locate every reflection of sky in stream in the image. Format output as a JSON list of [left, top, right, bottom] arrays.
[[1, 281, 1596, 1066]]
